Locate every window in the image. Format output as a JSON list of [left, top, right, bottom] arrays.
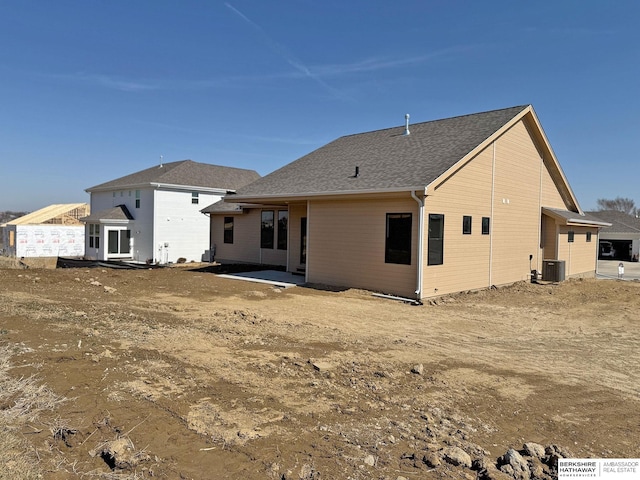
[[428, 214, 444, 266], [107, 229, 130, 255], [135, 190, 141, 208], [482, 217, 490, 235], [568, 231, 575, 243], [462, 215, 472, 235], [385, 213, 412, 264], [224, 217, 234, 244], [586, 232, 592, 242], [277, 211, 288, 250], [89, 224, 100, 249], [261, 210, 274, 249], [192, 192, 199, 204]]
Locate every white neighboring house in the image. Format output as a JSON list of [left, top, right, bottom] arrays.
[[82, 160, 259, 264], [2, 204, 89, 258]]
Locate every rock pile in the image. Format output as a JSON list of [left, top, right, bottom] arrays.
[[474, 442, 574, 480]]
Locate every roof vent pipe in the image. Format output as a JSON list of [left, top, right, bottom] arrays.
[[403, 114, 410, 136], [355, 166, 360, 177]]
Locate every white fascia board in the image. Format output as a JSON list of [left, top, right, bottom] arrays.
[[566, 219, 612, 227], [227, 186, 428, 203], [87, 183, 232, 194], [85, 183, 150, 193], [149, 183, 231, 194], [98, 219, 131, 225]]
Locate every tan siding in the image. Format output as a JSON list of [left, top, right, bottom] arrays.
[[490, 120, 544, 285], [260, 245, 287, 266], [542, 215, 557, 260], [423, 147, 493, 296], [307, 197, 418, 298], [557, 226, 598, 277], [420, 119, 580, 297], [540, 165, 566, 208], [288, 203, 307, 271], [210, 210, 262, 264]]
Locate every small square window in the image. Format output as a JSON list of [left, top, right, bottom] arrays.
[[482, 217, 490, 235], [462, 215, 472, 235], [568, 231, 575, 243], [586, 232, 592, 242]]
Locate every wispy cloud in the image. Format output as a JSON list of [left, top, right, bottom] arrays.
[[224, 2, 348, 100], [47, 72, 161, 92], [311, 46, 475, 78], [31, 45, 470, 94]]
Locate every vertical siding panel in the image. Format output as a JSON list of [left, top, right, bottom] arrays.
[[557, 226, 598, 277], [422, 147, 493, 296], [307, 197, 418, 298], [420, 119, 590, 297], [288, 203, 307, 271], [211, 210, 262, 264], [489, 121, 543, 286]]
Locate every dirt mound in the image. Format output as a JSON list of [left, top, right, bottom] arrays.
[[0, 256, 58, 269]]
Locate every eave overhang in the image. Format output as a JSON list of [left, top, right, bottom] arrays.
[[226, 186, 428, 204]]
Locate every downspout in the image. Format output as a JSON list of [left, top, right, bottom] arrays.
[[411, 190, 425, 305]]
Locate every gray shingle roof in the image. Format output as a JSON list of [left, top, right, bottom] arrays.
[[81, 205, 134, 222], [543, 207, 611, 226], [586, 210, 640, 233], [232, 106, 529, 199], [200, 199, 244, 214], [87, 160, 260, 192]]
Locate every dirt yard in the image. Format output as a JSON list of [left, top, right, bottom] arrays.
[[0, 262, 638, 479]]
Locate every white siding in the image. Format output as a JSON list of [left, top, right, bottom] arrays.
[[153, 189, 222, 263]]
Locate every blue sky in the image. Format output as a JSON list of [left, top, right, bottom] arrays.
[[1, 1, 638, 212]]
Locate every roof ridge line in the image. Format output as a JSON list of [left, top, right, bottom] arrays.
[[338, 105, 531, 139]]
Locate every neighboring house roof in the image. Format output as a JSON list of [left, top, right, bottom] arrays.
[[586, 210, 640, 234], [6, 203, 90, 225], [542, 207, 611, 227], [228, 105, 580, 211], [86, 160, 260, 192], [81, 205, 134, 222]]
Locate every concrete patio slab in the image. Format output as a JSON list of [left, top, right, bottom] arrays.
[[217, 270, 306, 288]]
